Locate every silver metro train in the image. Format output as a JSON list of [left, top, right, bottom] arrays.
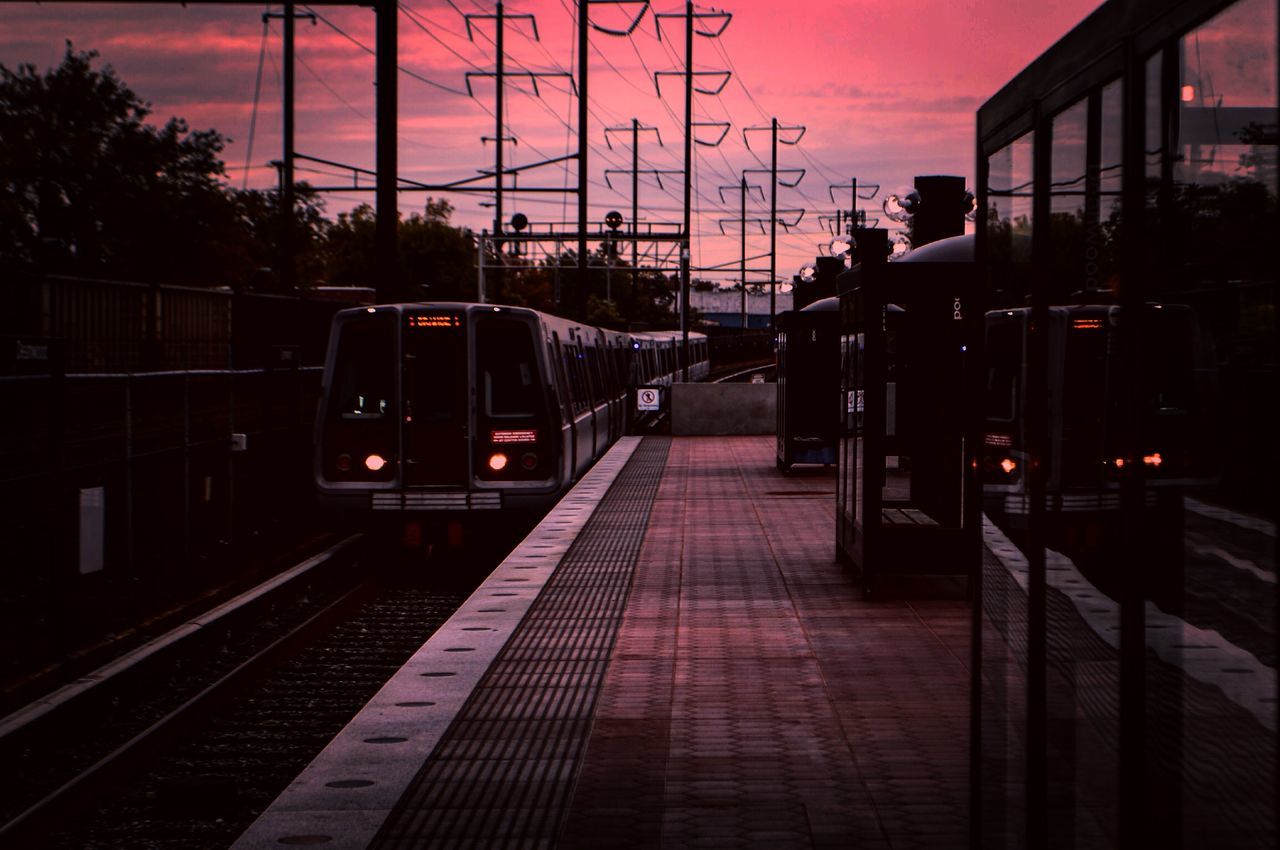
[[314, 302, 705, 534]]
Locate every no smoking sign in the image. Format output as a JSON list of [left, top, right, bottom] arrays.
[[636, 387, 661, 411]]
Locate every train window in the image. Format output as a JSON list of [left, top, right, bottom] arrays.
[[551, 333, 573, 420], [986, 132, 1035, 308], [984, 319, 1020, 424], [565, 345, 587, 414], [1049, 98, 1089, 302], [476, 317, 539, 418], [331, 313, 395, 419]]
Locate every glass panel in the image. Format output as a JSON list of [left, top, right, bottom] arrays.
[[1043, 95, 1122, 849], [980, 130, 1034, 849], [477, 317, 538, 418], [320, 311, 398, 482], [1145, 0, 1278, 844]]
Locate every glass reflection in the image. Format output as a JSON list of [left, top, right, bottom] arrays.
[[1144, 0, 1278, 845], [981, 131, 1034, 849]]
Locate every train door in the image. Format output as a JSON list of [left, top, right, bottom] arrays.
[[551, 333, 577, 480], [401, 309, 469, 486]]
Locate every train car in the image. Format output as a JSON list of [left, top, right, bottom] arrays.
[[628, 330, 709, 385], [314, 302, 705, 538], [775, 296, 840, 471], [981, 300, 1216, 549]]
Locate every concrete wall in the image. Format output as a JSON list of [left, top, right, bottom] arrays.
[[671, 383, 776, 435]]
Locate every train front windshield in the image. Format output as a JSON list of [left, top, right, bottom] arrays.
[[474, 316, 552, 482], [321, 310, 398, 482]]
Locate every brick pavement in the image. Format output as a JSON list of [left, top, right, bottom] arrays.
[[560, 436, 970, 849]]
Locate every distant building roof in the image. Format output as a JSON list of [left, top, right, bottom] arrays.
[[690, 290, 793, 315]]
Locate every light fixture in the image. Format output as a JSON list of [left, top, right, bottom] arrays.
[[889, 236, 912, 260], [829, 236, 852, 259], [882, 190, 920, 223], [798, 263, 816, 281]]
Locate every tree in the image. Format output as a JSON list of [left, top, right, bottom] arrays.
[[0, 44, 247, 285], [321, 198, 476, 299]]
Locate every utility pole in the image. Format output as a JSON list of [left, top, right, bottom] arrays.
[[770, 116, 776, 326], [374, 0, 397, 301], [466, 3, 541, 300], [744, 120, 806, 331], [829, 178, 879, 236], [263, 5, 315, 292], [578, 0, 588, 312], [740, 176, 746, 328], [284, 3, 295, 292], [655, 4, 730, 380], [604, 121, 665, 326], [715, 179, 769, 330]]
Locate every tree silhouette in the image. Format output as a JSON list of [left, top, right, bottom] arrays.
[[0, 44, 252, 285]]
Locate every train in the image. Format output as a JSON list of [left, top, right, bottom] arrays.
[[981, 300, 1215, 529], [313, 302, 706, 540]]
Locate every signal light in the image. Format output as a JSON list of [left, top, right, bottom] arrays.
[[365, 453, 387, 472], [488, 453, 509, 471]]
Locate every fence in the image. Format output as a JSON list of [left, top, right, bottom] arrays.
[[0, 366, 327, 682], [0, 274, 363, 374]]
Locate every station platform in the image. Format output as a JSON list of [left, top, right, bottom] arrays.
[[234, 436, 971, 849]]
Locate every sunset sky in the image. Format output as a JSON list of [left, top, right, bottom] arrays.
[[1, 0, 1103, 285]]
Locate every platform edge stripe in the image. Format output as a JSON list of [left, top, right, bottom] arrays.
[[229, 437, 644, 850]]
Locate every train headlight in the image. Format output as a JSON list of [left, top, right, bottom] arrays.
[[999, 458, 1017, 475], [488, 453, 509, 471], [365, 453, 388, 472]]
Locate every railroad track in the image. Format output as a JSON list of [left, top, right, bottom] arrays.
[[0, 539, 479, 849]]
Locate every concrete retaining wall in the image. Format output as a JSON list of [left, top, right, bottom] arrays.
[[671, 383, 776, 435]]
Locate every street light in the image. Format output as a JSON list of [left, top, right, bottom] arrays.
[[882, 190, 920, 223], [889, 235, 912, 261]]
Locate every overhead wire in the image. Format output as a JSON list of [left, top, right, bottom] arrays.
[[241, 13, 271, 190]]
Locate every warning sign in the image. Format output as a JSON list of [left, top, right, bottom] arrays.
[[637, 387, 661, 412]]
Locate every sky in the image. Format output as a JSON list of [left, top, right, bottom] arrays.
[[0, 0, 1104, 287]]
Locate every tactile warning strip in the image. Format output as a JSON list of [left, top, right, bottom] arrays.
[[369, 436, 671, 850]]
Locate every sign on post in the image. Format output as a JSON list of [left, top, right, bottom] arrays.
[[636, 386, 661, 412]]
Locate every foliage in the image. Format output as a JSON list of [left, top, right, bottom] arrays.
[[321, 199, 477, 300], [0, 45, 689, 330], [0, 44, 246, 285]]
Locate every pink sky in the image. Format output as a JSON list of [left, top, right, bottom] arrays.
[[1, 0, 1102, 285]]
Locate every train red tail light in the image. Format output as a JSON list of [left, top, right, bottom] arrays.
[[336, 454, 352, 472], [520, 452, 538, 471]]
